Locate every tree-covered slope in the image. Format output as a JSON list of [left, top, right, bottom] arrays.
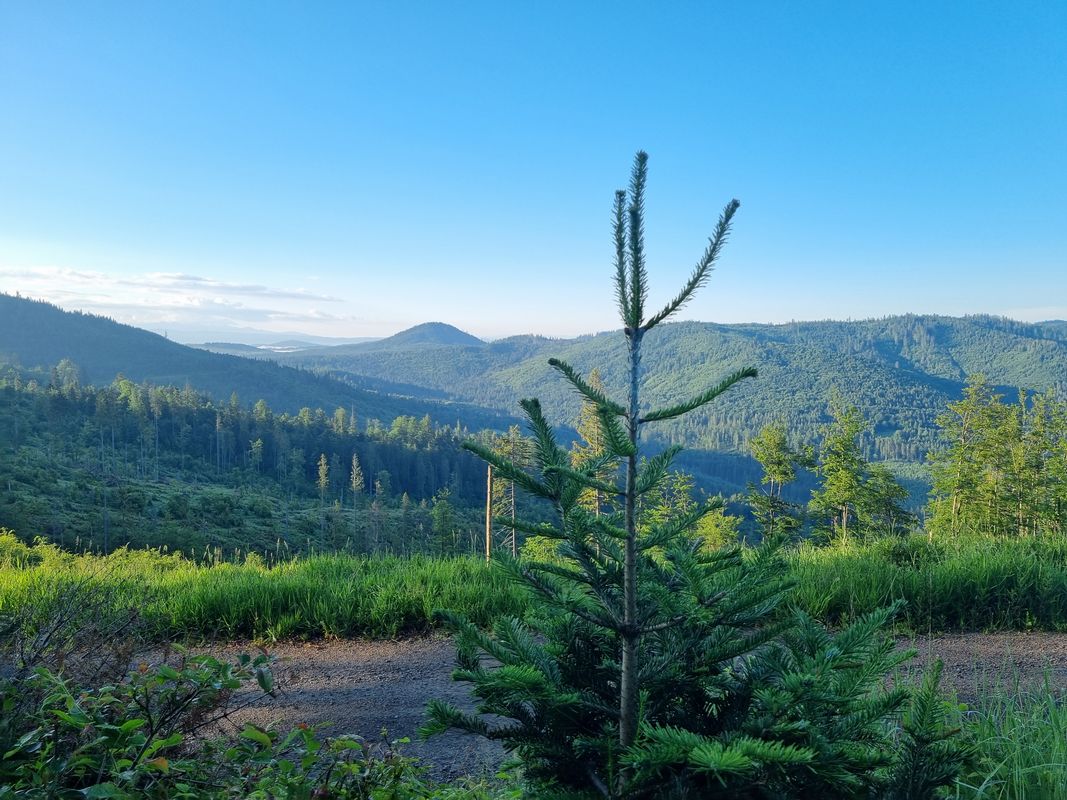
[[303, 322, 484, 356], [0, 294, 512, 428], [280, 314, 1067, 460], [0, 367, 500, 554]]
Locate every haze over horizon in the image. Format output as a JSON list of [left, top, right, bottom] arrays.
[[2, 3, 1064, 340]]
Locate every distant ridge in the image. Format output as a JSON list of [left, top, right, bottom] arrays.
[[0, 294, 512, 429], [308, 322, 486, 354], [277, 313, 1067, 463]]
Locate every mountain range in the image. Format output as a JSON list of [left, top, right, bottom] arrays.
[[4, 293, 1067, 472], [0, 294, 512, 431], [269, 314, 1067, 463]]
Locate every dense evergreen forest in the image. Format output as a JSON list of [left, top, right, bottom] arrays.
[[0, 360, 512, 555], [276, 314, 1067, 461], [2, 294, 1066, 558], [0, 294, 515, 430], [4, 352, 1065, 557]]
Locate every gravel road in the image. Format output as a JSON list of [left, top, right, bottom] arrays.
[[192, 631, 1067, 780]]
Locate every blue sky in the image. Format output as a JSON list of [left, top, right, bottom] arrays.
[[1, 1, 1064, 341]]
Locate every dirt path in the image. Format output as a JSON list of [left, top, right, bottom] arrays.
[[210, 637, 502, 781], [196, 632, 1067, 780], [907, 631, 1067, 698]]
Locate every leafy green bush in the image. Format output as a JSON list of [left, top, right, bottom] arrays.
[[0, 653, 510, 799]]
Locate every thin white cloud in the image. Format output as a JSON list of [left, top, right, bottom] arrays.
[[0, 265, 364, 340], [114, 272, 342, 302]]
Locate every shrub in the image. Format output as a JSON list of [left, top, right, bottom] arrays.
[[0, 653, 507, 799]]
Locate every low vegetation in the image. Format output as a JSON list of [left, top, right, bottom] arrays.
[[9, 531, 1067, 643], [790, 534, 1067, 632], [949, 680, 1067, 800], [0, 643, 510, 799], [0, 534, 523, 641]]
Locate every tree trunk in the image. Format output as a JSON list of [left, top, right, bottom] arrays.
[[620, 329, 642, 751]]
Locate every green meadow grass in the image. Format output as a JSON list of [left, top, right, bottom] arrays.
[[950, 679, 1067, 800], [0, 534, 525, 640], [7, 532, 1067, 641], [788, 535, 1067, 632]]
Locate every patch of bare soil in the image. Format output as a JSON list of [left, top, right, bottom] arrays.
[[904, 631, 1067, 700], [204, 636, 502, 782], [179, 632, 1067, 781]]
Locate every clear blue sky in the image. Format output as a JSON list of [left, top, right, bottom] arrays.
[[1, 1, 1064, 341]]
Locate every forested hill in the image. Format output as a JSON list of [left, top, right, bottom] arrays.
[[336, 322, 484, 352], [280, 315, 1067, 462], [0, 295, 511, 429]]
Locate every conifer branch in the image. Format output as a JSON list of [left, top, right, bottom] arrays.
[[628, 151, 649, 329], [421, 699, 492, 738], [560, 521, 625, 581], [531, 557, 624, 622], [492, 516, 560, 538], [570, 452, 619, 484], [548, 358, 627, 416], [638, 497, 724, 552], [640, 592, 728, 634], [586, 514, 628, 541], [634, 445, 683, 496], [462, 441, 554, 499], [640, 367, 757, 424], [544, 463, 622, 497], [519, 398, 566, 470], [614, 190, 629, 326], [597, 405, 637, 457], [644, 199, 740, 331], [520, 565, 621, 631]]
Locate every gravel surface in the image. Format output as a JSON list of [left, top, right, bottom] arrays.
[[906, 631, 1067, 699], [205, 636, 503, 782], [181, 632, 1067, 781]]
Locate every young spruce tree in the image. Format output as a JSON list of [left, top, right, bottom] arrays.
[[424, 152, 964, 798]]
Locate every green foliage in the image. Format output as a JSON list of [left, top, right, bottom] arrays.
[[950, 679, 1067, 799], [0, 538, 524, 641], [809, 395, 913, 542], [0, 652, 271, 796], [273, 311, 1067, 471], [928, 374, 1067, 538], [884, 659, 972, 799], [0, 528, 37, 568], [427, 152, 961, 798], [621, 608, 967, 798], [0, 371, 496, 555], [12, 529, 1067, 650], [0, 654, 511, 799], [788, 534, 1067, 631]]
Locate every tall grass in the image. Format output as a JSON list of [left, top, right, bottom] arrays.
[[951, 679, 1067, 799], [8, 532, 1067, 640], [789, 535, 1067, 631], [0, 535, 525, 641]]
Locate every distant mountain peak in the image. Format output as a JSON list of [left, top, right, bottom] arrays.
[[375, 322, 485, 349]]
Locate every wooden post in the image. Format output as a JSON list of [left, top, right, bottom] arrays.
[[485, 464, 493, 563]]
